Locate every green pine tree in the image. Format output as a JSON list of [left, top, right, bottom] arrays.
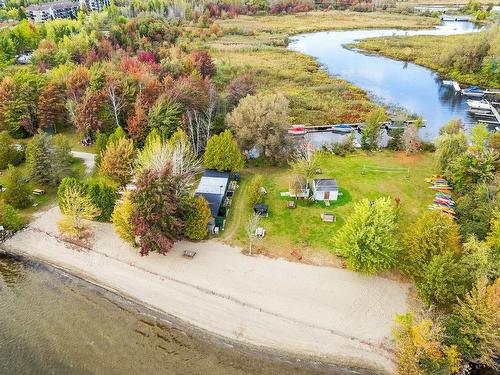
[[204, 130, 244, 172], [25, 132, 53, 185]]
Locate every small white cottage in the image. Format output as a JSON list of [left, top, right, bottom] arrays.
[[312, 178, 339, 201]]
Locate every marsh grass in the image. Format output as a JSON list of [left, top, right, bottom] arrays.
[[355, 28, 500, 87], [209, 11, 440, 125]]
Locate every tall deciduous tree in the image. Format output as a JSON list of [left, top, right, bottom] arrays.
[[394, 313, 461, 375], [402, 211, 461, 277], [74, 91, 113, 139], [361, 108, 386, 151], [226, 73, 255, 108], [57, 185, 100, 239], [184, 196, 211, 240], [446, 278, 500, 370], [227, 93, 291, 165], [131, 164, 187, 255], [435, 129, 467, 173], [38, 81, 66, 132], [112, 192, 135, 246], [333, 197, 399, 274], [203, 130, 244, 172], [99, 137, 135, 185]]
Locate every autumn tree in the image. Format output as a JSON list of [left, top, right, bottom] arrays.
[[203, 130, 244, 172], [112, 192, 136, 246], [131, 164, 188, 255], [38, 81, 66, 132], [3, 165, 31, 209], [99, 137, 135, 185], [446, 278, 500, 370], [227, 93, 291, 165], [74, 91, 113, 139], [57, 185, 100, 239], [66, 65, 89, 103], [184, 196, 211, 240], [402, 211, 461, 277], [226, 73, 255, 108], [188, 50, 215, 78], [333, 197, 399, 274], [247, 174, 265, 207], [393, 313, 461, 375], [361, 108, 386, 151]]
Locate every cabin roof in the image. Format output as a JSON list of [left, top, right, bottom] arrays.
[[313, 178, 338, 191]]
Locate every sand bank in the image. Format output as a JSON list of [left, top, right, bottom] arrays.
[[2, 207, 410, 374]]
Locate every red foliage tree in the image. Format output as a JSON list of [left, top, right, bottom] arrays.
[[167, 75, 210, 112], [74, 91, 110, 138], [226, 73, 255, 108], [38, 81, 66, 132], [66, 66, 90, 103], [131, 164, 188, 255], [188, 50, 215, 78]]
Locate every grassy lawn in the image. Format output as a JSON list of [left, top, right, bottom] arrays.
[[354, 27, 500, 87], [223, 151, 436, 266], [208, 11, 439, 125]]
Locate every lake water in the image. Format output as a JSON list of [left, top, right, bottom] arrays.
[[0, 253, 368, 375], [288, 21, 485, 141]]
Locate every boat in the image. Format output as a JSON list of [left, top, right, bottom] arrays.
[[466, 99, 492, 110], [462, 86, 485, 98], [331, 124, 354, 133], [288, 125, 306, 135], [442, 80, 454, 86]]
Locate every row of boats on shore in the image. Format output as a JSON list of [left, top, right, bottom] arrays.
[[426, 176, 456, 217]]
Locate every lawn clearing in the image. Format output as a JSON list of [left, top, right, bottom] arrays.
[[222, 151, 436, 266]]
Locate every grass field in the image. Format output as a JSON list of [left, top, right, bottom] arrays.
[[209, 11, 440, 125], [223, 151, 436, 266], [355, 27, 500, 87]]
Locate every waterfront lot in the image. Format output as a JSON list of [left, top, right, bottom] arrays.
[[223, 151, 436, 266]]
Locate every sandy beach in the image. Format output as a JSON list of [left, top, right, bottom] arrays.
[[2, 207, 410, 374]]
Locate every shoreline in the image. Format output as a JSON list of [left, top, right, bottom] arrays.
[[0, 250, 381, 375], [1, 206, 411, 375]]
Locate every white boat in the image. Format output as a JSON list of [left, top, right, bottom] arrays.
[[466, 99, 491, 110], [442, 80, 454, 86], [462, 86, 485, 98]]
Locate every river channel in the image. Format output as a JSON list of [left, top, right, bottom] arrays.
[[288, 21, 484, 144]]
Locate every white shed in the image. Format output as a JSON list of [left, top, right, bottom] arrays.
[[312, 179, 338, 201]]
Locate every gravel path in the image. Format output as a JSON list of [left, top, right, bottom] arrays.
[[2, 207, 410, 374]]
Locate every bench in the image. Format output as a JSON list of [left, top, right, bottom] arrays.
[[291, 250, 303, 260], [321, 213, 336, 222], [183, 250, 197, 259]]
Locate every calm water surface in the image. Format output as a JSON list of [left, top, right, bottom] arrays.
[[289, 21, 487, 140], [0, 253, 364, 375]]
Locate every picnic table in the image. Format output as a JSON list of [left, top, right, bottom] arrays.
[[33, 189, 45, 195], [183, 250, 197, 259]]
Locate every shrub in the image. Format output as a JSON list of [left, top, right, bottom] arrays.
[[86, 178, 118, 222], [361, 108, 386, 150], [0, 200, 23, 231], [112, 192, 135, 245], [247, 174, 264, 207], [184, 196, 211, 240], [333, 197, 399, 274], [3, 165, 31, 209]]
